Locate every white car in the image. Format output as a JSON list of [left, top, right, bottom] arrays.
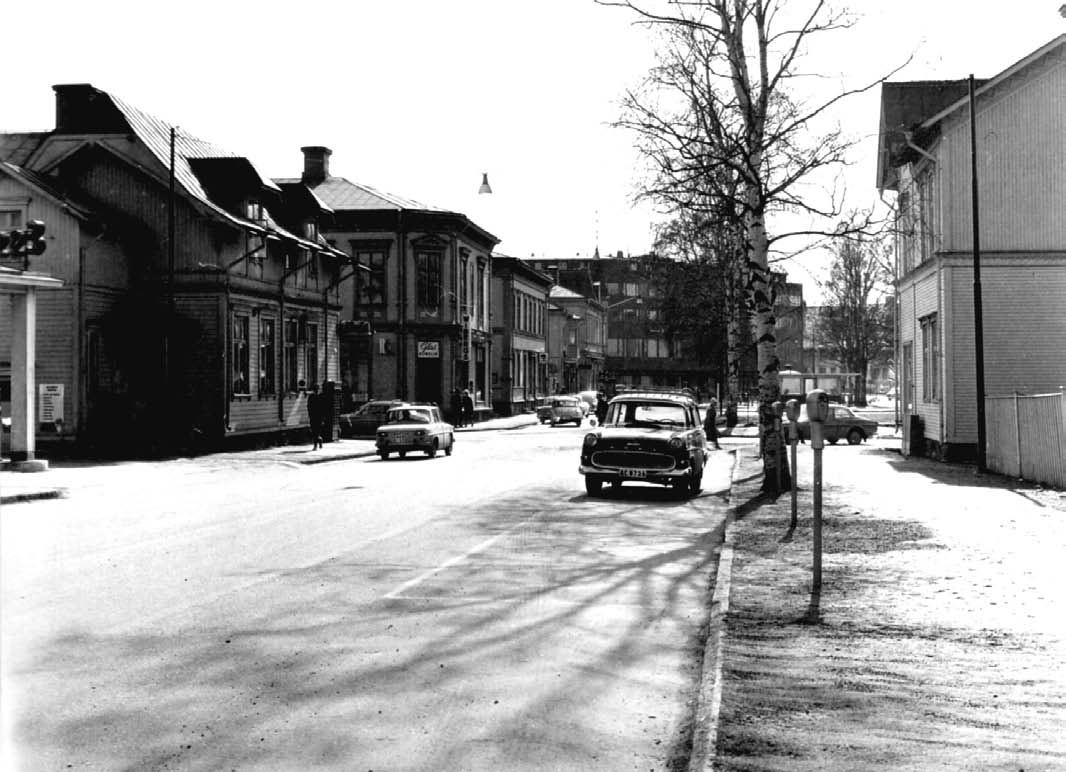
[[375, 404, 455, 459]]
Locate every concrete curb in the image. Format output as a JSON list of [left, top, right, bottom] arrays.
[[688, 448, 741, 772]]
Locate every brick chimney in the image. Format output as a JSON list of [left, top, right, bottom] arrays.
[[301, 146, 332, 184], [53, 83, 119, 134]]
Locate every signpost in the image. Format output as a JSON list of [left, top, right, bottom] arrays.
[[806, 389, 830, 592], [785, 398, 800, 529]]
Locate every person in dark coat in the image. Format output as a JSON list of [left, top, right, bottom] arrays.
[[307, 384, 324, 450], [703, 397, 722, 450], [460, 389, 474, 428], [450, 389, 462, 426], [595, 392, 608, 425]]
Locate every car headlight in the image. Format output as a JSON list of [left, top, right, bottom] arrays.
[[415, 430, 425, 437], [584, 433, 599, 446], [669, 437, 683, 449]]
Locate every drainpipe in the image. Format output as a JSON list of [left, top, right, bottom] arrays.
[[397, 212, 407, 400]]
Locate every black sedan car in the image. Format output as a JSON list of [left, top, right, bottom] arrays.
[[579, 388, 708, 497]]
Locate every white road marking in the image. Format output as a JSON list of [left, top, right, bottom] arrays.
[[383, 518, 534, 599]]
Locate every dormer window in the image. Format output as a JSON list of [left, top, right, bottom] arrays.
[[304, 221, 318, 241], [246, 200, 264, 222]]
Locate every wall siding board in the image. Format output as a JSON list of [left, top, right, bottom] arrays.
[[942, 50, 1066, 253], [948, 258, 1066, 443]]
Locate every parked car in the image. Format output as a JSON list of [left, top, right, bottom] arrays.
[[376, 404, 454, 459], [537, 395, 586, 426], [338, 399, 407, 437], [795, 404, 878, 445], [579, 388, 707, 497]]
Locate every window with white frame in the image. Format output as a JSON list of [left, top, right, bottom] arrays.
[[0, 208, 23, 230], [920, 313, 939, 402]]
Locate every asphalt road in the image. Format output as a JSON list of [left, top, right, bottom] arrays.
[[1, 424, 734, 771]]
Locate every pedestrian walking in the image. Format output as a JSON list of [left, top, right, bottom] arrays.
[[307, 384, 324, 450], [460, 389, 474, 428], [595, 392, 608, 425], [703, 397, 722, 450]]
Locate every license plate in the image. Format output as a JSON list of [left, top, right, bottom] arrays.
[[621, 469, 647, 479]]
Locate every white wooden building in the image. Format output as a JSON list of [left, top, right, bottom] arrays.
[[876, 35, 1066, 461]]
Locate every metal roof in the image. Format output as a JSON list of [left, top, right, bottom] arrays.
[[274, 175, 448, 213]]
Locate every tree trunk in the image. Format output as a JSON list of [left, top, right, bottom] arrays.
[[747, 209, 790, 495]]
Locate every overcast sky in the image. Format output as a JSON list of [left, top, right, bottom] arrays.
[[4, 1, 1062, 301]]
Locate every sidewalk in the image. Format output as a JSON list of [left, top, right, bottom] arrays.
[[0, 412, 540, 505], [702, 440, 1066, 771]]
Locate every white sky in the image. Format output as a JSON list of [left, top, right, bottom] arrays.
[[4, 1, 1062, 302]]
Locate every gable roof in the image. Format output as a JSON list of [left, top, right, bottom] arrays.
[[876, 34, 1066, 191], [0, 161, 94, 221]]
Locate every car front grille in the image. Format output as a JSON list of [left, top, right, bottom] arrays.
[[591, 450, 675, 470]]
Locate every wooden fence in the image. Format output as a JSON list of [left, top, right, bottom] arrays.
[[986, 391, 1066, 488]]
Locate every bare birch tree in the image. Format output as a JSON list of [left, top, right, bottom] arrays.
[[819, 235, 894, 406], [606, 0, 902, 492]]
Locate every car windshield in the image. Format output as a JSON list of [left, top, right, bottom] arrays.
[[605, 401, 688, 428], [386, 409, 431, 424], [554, 399, 577, 407]]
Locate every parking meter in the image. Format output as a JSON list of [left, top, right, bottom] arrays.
[[785, 399, 800, 441], [805, 389, 830, 450]]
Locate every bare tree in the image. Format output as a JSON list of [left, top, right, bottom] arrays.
[[605, 0, 904, 493], [818, 234, 894, 407]]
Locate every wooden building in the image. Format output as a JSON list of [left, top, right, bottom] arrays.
[[877, 35, 1066, 460], [0, 84, 347, 455]]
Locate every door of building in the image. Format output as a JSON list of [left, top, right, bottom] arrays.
[[415, 341, 443, 405]]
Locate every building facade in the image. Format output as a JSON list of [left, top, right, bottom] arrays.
[[545, 285, 606, 396], [0, 84, 347, 455], [490, 255, 552, 414], [876, 34, 1066, 460], [284, 147, 499, 413]]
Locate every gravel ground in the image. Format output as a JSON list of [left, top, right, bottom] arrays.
[[713, 442, 1066, 772]]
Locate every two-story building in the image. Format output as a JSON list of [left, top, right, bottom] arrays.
[[0, 84, 347, 455], [877, 34, 1066, 460], [283, 147, 499, 412]]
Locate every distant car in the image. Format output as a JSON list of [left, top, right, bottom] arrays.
[[580, 388, 707, 497], [537, 395, 586, 426], [795, 404, 878, 445], [376, 404, 454, 459], [338, 399, 407, 437], [575, 390, 599, 415]]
